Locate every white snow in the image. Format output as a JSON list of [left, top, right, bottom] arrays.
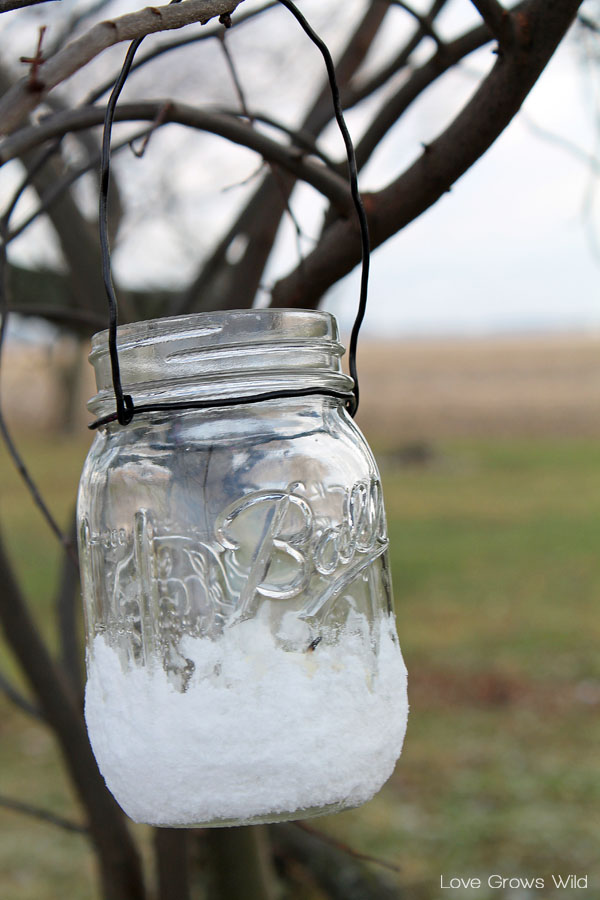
[[84, 612, 408, 827]]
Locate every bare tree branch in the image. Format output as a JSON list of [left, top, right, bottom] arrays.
[[0, 0, 58, 12], [470, 0, 514, 45], [207, 826, 278, 900], [0, 528, 146, 900], [0, 0, 245, 136], [578, 11, 600, 33], [154, 829, 191, 900], [7, 302, 106, 331], [178, 0, 451, 315], [0, 668, 44, 720], [342, 0, 450, 111], [293, 822, 402, 875], [353, 19, 493, 171], [270, 823, 402, 900], [271, 0, 584, 308], [0, 241, 77, 556], [388, 0, 443, 48], [219, 28, 252, 120], [178, 0, 393, 314], [0, 102, 354, 213], [46, 0, 118, 58], [55, 512, 84, 698], [0, 794, 89, 834], [5, 129, 150, 246], [85, 0, 277, 104]]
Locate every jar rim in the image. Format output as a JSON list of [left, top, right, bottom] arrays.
[[90, 309, 340, 360], [87, 309, 354, 416]]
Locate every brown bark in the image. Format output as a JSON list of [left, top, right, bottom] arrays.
[[54, 512, 84, 696], [207, 826, 278, 900], [154, 828, 191, 900], [0, 530, 146, 900]]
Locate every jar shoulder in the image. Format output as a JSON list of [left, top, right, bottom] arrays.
[[79, 405, 380, 493]]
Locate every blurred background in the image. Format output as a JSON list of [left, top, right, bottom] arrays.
[[3, 333, 600, 898]]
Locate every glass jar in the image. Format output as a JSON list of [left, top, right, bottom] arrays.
[[78, 309, 408, 828]]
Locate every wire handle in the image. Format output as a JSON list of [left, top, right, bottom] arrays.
[[97, 0, 370, 428], [99, 38, 142, 426]]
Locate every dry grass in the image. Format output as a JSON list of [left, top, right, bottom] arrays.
[[353, 332, 600, 441], [6, 330, 600, 439]]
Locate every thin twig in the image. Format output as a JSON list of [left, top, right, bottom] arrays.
[[345, 0, 449, 111], [20, 26, 48, 92], [129, 102, 173, 158], [519, 109, 600, 175], [0, 794, 89, 835], [0, 669, 44, 721], [388, 0, 443, 48], [0, 0, 246, 137], [0, 235, 77, 561], [2, 140, 63, 228], [270, 164, 308, 287], [220, 160, 266, 192], [219, 30, 253, 121], [578, 12, 600, 34], [5, 129, 152, 246], [84, 1, 278, 104], [219, 108, 336, 168], [293, 822, 402, 875]]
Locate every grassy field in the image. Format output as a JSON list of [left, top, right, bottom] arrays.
[[1, 340, 599, 898]]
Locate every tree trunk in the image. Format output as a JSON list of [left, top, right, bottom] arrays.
[[207, 826, 278, 900], [0, 530, 146, 900]]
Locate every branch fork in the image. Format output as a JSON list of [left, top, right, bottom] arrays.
[[19, 25, 47, 92], [0, 0, 245, 136]]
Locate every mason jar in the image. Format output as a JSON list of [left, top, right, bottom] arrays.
[[78, 309, 408, 828]]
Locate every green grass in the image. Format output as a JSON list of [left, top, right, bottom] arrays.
[[1, 435, 599, 899]]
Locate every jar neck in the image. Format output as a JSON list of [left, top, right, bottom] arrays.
[[87, 310, 354, 418]]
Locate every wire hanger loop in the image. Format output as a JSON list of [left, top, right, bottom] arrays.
[[92, 0, 371, 431]]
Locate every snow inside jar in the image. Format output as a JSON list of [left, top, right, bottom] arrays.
[[77, 309, 409, 827]]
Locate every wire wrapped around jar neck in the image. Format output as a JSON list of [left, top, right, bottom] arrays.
[[94, 0, 370, 431], [87, 309, 355, 429]]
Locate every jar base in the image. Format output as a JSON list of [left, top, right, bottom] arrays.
[[150, 798, 356, 829]]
